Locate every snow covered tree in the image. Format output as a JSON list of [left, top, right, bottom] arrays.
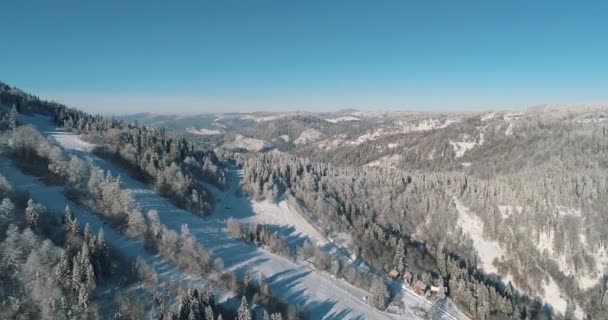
[[9, 104, 17, 130], [54, 250, 72, 289], [369, 280, 389, 310], [204, 306, 214, 320], [96, 228, 109, 275], [63, 205, 79, 234], [0, 198, 15, 232], [237, 296, 251, 320], [260, 273, 270, 297], [25, 198, 43, 230], [243, 271, 253, 292]]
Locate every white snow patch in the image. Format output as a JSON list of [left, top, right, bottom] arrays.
[[579, 246, 608, 289], [316, 135, 347, 150], [224, 135, 272, 152], [348, 129, 384, 145], [365, 154, 402, 168], [481, 113, 496, 121], [454, 198, 504, 275], [326, 116, 361, 123], [294, 129, 326, 145], [240, 114, 283, 122], [576, 117, 608, 124], [504, 122, 515, 136], [186, 127, 222, 135], [387, 143, 398, 149], [541, 277, 569, 316], [497, 205, 521, 219], [461, 162, 472, 167], [246, 200, 328, 246], [449, 141, 476, 158], [279, 134, 289, 142], [504, 112, 524, 121], [397, 118, 459, 132], [51, 132, 96, 152]]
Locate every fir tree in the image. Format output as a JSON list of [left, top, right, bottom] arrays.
[[237, 296, 251, 320]]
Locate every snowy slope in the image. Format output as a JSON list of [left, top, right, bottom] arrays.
[[0, 156, 217, 294], [453, 198, 505, 275], [14, 115, 409, 319], [186, 127, 222, 135], [246, 200, 329, 247], [453, 198, 574, 317], [294, 128, 326, 145], [17, 113, 470, 320], [326, 116, 361, 123], [224, 134, 272, 152]]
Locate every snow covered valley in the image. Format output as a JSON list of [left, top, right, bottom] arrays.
[[10, 112, 470, 319]]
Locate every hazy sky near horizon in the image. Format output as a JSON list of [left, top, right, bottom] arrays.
[[2, 1, 608, 114]]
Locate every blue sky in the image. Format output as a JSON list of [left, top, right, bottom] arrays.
[[2, 1, 608, 114]]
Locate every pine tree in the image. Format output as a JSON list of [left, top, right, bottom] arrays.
[[237, 296, 251, 320], [64, 205, 79, 234], [260, 273, 270, 297], [83, 259, 96, 299], [393, 238, 406, 273], [54, 250, 72, 289], [25, 198, 42, 230], [9, 104, 17, 130], [0, 198, 15, 231], [243, 271, 253, 292], [71, 256, 82, 292], [204, 306, 214, 320], [77, 284, 89, 312], [369, 280, 389, 310], [96, 228, 109, 275], [83, 223, 93, 245]]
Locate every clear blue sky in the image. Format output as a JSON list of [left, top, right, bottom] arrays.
[[2, 1, 608, 114]]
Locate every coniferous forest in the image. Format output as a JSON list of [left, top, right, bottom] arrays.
[[1, 82, 608, 320]]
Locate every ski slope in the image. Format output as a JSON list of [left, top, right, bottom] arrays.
[[17, 112, 468, 320]]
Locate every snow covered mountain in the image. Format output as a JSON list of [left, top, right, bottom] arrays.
[[2, 81, 608, 319]]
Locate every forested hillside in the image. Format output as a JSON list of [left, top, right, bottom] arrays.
[[2, 81, 608, 319], [123, 104, 608, 319]]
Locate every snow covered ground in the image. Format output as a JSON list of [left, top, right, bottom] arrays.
[[0, 155, 222, 299], [186, 127, 222, 135], [365, 154, 402, 168], [224, 134, 272, 152], [453, 198, 505, 275], [453, 198, 578, 317], [246, 200, 329, 247], [326, 116, 361, 123], [14, 112, 469, 319], [294, 128, 326, 145], [449, 141, 476, 158]]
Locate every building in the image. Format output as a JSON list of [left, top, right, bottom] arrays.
[[403, 272, 413, 285], [388, 269, 400, 280], [413, 280, 427, 295]]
